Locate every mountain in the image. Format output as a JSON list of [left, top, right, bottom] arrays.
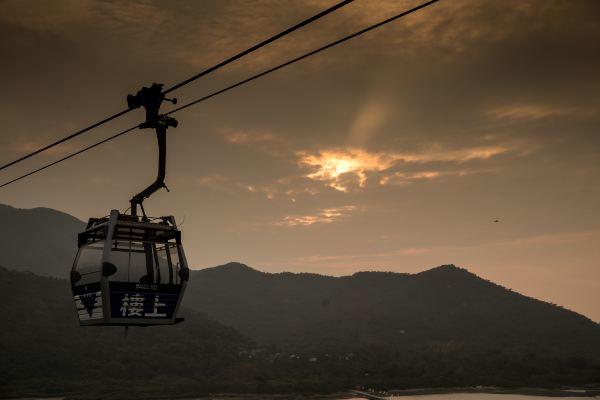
[[186, 262, 600, 357], [1, 205, 600, 395], [0, 265, 254, 398], [2, 265, 600, 399], [0, 204, 85, 277]]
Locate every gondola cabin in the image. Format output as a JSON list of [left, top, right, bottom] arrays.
[[70, 209, 189, 326]]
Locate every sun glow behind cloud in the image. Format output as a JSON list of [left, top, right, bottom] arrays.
[[297, 145, 509, 191], [298, 149, 398, 191]]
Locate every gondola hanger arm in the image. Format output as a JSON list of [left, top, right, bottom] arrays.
[[126, 83, 178, 218]]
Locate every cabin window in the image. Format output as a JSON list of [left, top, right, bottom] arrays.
[[109, 239, 180, 284], [74, 242, 103, 286], [170, 244, 182, 284], [156, 242, 180, 284], [109, 240, 148, 283]]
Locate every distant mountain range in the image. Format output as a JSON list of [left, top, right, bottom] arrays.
[[0, 204, 84, 277], [1, 204, 599, 397], [0, 266, 254, 398], [187, 262, 600, 354], [2, 264, 600, 398]]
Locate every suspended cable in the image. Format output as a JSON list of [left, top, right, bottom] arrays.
[[0, 125, 138, 189], [0, 0, 354, 172], [167, 0, 439, 116], [0, 0, 440, 190], [163, 0, 354, 94], [0, 109, 132, 172]]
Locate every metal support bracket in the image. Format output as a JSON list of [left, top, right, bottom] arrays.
[[126, 83, 178, 217]]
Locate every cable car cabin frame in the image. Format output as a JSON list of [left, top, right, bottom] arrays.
[[70, 209, 189, 326]]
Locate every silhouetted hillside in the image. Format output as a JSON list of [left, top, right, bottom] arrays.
[[0, 266, 253, 398], [1, 266, 600, 398], [186, 262, 600, 357], [1, 205, 600, 397], [0, 204, 84, 277]]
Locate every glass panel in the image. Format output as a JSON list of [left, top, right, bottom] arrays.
[[109, 240, 150, 284], [77, 270, 102, 286], [170, 244, 181, 285], [107, 237, 183, 285], [74, 242, 103, 286], [130, 247, 148, 283], [109, 248, 130, 282], [156, 243, 174, 284]]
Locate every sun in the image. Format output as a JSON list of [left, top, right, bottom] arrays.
[[298, 149, 399, 191]]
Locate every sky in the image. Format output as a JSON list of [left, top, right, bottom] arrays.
[[0, 0, 599, 320]]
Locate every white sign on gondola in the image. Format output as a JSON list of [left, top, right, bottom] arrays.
[[119, 293, 167, 318]]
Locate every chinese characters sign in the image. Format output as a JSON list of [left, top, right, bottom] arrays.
[[109, 282, 181, 320], [120, 294, 167, 317]]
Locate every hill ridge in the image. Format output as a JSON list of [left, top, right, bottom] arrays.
[[186, 262, 600, 352], [1, 263, 600, 396]]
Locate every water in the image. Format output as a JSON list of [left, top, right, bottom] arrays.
[[9, 393, 600, 400], [350, 393, 600, 400]]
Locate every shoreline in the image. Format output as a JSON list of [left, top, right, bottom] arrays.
[[5, 387, 600, 400], [384, 387, 600, 398]]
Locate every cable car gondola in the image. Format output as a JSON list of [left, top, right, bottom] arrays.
[[70, 83, 189, 326], [72, 211, 188, 325]]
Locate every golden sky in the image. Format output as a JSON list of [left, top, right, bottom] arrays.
[[0, 0, 599, 320]]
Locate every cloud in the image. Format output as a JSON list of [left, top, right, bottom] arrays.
[[0, 0, 168, 37], [277, 205, 359, 227], [297, 145, 510, 191], [289, 229, 600, 265], [395, 145, 510, 163], [0, 0, 94, 30], [487, 104, 577, 121], [194, 174, 229, 187], [187, 174, 242, 195], [297, 148, 399, 191], [501, 230, 600, 247], [223, 130, 292, 159], [226, 131, 280, 144], [379, 168, 490, 186], [379, 170, 441, 186]]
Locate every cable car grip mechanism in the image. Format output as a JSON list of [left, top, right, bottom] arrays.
[[126, 83, 178, 218]]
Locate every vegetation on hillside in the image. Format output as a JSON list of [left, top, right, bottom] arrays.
[[186, 263, 600, 355], [1, 265, 599, 399]]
